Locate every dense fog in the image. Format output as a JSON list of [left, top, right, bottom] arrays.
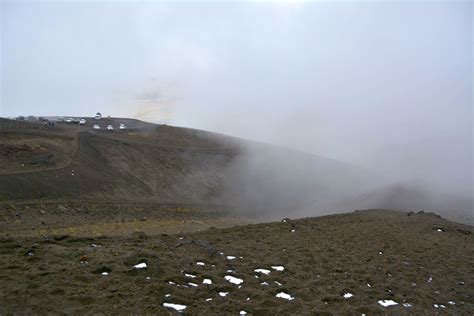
[[2, 1, 472, 221]]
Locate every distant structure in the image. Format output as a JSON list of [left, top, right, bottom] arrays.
[[95, 112, 102, 120]]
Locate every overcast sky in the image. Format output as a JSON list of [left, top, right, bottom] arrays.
[[1, 0, 472, 196]]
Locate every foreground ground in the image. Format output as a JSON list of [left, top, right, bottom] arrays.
[[0, 209, 472, 315]]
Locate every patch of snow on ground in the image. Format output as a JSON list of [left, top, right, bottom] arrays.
[[367, 283, 371, 287], [275, 281, 282, 286], [428, 276, 433, 283], [133, 262, 147, 269], [225, 275, 243, 285], [403, 303, 412, 307], [272, 266, 285, 271], [196, 262, 205, 266], [240, 311, 247, 315], [205, 298, 212, 302], [448, 301, 455, 305], [101, 272, 108, 276], [185, 273, 196, 278], [260, 282, 269, 286], [291, 229, 295, 232], [219, 292, 229, 297], [254, 269, 271, 275], [165, 294, 171, 297], [276, 292, 294, 300], [378, 300, 398, 307], [163, 303, 186, 312], [227, 256, 236, 260], [343, 293, 353, 299], [188, 283, 198, 287], [203, 279, 212, 285], [168, 281, 176, 285]]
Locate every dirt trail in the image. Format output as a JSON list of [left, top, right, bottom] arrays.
[[0, 130, 83, 175]]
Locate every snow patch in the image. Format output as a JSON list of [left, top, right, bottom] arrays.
[[225, 275, 243, 285], [185, 273, 196, 278], [254, 268, 271, 275], [227, 256, 236, 260], [133, 262, 147, 269], [163, 303, 186, 312], [196, 262, 205, 266], [203, 279, 212, 285], [219, 292, 229, 297], [276, 292, 294, 300], [272, 266, 285, 271], [378, 300, 398, 307], [343, 293, 353, 299]]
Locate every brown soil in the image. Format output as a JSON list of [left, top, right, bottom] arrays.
[[0, 209, 472, 315], [0, 117, 472, 314]]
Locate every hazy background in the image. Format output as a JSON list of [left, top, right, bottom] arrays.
[[1, 1, 472, 205]]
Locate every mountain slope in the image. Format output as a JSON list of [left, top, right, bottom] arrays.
[[0, 118, 371, 215]]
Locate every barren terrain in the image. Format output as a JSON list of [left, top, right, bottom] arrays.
[[0, 209, 472, 315], [0, 117, 472, 315]]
